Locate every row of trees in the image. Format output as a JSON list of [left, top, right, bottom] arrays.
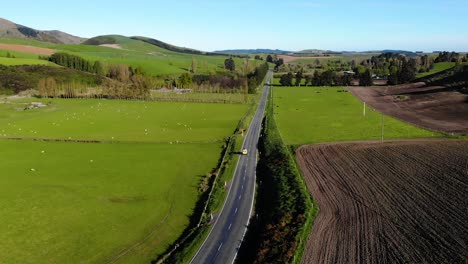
[[434, 51, 460, 63], [37, 75, 153, 99], [247, 62, 269, 93], [37, 52, 269, 99], [279, 70, 354, 87], [176, 62, 269, 94], [48, 53, 104, 75], [357, 53, 433, 80], [277, 58, 350, 73]]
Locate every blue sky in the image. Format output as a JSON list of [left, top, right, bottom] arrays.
[[2, 0, 468, 52]]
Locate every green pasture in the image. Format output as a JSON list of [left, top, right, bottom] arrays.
[[0, 96, 250, 263], [0, 98, 248, 142], [0, 57, 56, 66], [0, 49, 44, 59], [272, 86, 443, 145], [0, 139, 221, 264], [151, 91, 252, 104], [0, 37, 260, 75], [416, 62, 456, 78]]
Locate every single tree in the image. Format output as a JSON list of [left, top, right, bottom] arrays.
[[191, 57, 198, 74], [359, 69, 373, 86], [224, 57, 235, 71], [266, 55, 273, 63], [295, 70, 303, 86]]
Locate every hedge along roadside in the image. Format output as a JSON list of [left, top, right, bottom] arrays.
[[269, 87, 317, 264], [235, 87, 316, 264], [154, 71, 269, 264]]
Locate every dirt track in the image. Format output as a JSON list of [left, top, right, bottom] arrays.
[[0, 43, 55, 55], [297, 140, 468, 264], [350, 84, 468, 135]]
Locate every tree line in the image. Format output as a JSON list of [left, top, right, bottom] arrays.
[[48, 53, 104, 75], [279, 69, 354, 86], [179, 62, 269, 94]]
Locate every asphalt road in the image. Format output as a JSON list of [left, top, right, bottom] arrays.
[[190, 71, 272, 264]]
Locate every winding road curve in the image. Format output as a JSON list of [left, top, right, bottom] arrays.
[[190, 71, 272, 264]]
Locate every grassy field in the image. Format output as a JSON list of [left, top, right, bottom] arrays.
[[0, 49, 46, 59], [0, 57, 56, 66], [151, 91, 251, 104], [273, 86, 443, 145], [0, 37, 261, 76], [416, 62, 456, 78], [0, 140, 221, 264], [0, 98, 248, 143], [0, 97, 249, 263]]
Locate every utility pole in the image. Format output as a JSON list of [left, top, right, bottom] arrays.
[[381, 113, 384, 143]]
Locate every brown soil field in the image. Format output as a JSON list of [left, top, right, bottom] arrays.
[[0, 43, 55, 55], [278, 54, 336, 63], [297, 139, 468, 264], [350, 83, 468, 135]]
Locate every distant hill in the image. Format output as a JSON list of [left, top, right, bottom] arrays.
[[44, 30, 86, 44], [83, 35, 120, 45], [83, 35, 247, 57], [215, 49, 292, 55], [295, 49, 418, 57], [0, 18, 86, 44], [296, 49, 339, 54], [131, 36, 208, 55]]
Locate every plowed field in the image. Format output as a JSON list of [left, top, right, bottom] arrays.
[[297, 140, 468, 264], [351, 84, 468, 135]]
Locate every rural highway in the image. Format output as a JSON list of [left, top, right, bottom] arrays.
[[190, 71, 272, 264]]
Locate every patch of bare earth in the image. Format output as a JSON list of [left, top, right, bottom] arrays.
[[297, 139, 468, 264], [350, 83, 468, 135], [0, 43, 55, 55], [99, 44, 122, 49]]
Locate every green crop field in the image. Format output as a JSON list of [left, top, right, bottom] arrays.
[[416, 62, 455, 78], [0, 97, 249, 263], [272, 86, 443, 145]]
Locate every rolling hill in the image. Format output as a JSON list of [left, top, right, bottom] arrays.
[[215, 49, 292, 54], [0, 18, 85, 44]]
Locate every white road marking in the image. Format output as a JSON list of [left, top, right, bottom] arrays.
[[235, 208, 238, 214], [228, 223, 232, 230], [238, 195, 241, 200], [218, 243, 223, 251], [241, 185, 244, 190]]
